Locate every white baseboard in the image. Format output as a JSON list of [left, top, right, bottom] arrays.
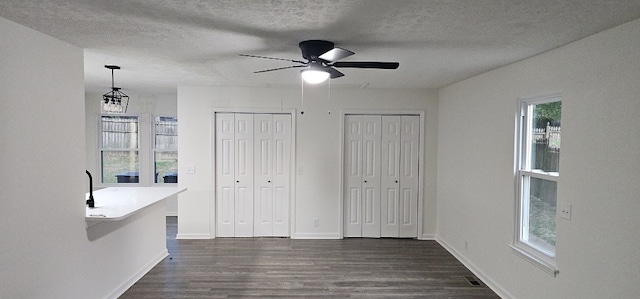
[[292, 232, 341, 239], [106, 249, 168, 299], [419, 233, 436, 240], [292, 233, 435, 240], [436, 237, 513, 299], [176, 233, 214, 239]]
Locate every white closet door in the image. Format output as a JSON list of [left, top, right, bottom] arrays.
[[253, 114, 274, 237], [361, 115, 382, 238], [399, 116, 419, 238], [344, 115, 381, 238], [217, 113, 291, 238], [344, 115, 364, 237], [271, 114, 291, 236], [344, 114, 420, 239], [252, 114, 291, 237], [381, 116, 401, 237], [234, 114, 254, 237], [216, 113, 236, 237]]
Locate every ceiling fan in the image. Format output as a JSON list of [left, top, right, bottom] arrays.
[[239, 40, 399, 83]]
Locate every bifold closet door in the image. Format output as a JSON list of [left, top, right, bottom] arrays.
[[253, 114, 291, 237], [344, 115, 381, 238], [216, 113, 290, 237], [381, 116, 419, 238], [345, 114, 419, 238], [215, 113, 254, 237]]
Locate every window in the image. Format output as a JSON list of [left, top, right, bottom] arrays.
[[514, 94, 561, 275], [100, 116, 140, 184], [154, 116, 178, 184]]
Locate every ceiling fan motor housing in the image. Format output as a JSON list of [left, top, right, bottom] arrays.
[[299, 40, 334, 61]]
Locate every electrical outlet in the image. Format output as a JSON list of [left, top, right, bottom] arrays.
[[313, 218, 320, 227], [560, 203, 572, 220], [186, 165, 196, 174]]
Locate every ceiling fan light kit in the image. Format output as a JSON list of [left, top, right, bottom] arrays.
[[301, 69, 330, 84], [300, 60, 330, 84], [240, 40, 399, 84]]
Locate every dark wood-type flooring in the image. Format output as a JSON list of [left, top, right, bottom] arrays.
[[120, 217, 499, 298]]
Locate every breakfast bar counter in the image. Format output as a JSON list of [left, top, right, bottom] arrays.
[[86, 186, 186, 222]]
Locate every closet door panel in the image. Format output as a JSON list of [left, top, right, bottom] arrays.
[[361, 115, 381, 238], [344, 115, 363, 237], [253, 114, 273, 237], [234, 114, 254, 237], [216, 113, 235, 237], [381, 116, 401, 237], [272, 114, 291, 236], [399, 116, 419, 238]]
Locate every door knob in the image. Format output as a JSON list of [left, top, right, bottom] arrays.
[[268, 180, 271, 183], [364, 180, 368, 183], [236, 180, 239, 183], [395, 180, 398, 183]]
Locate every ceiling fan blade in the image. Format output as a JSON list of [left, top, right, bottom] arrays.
[[332, 61, 399, 69], [327, 67, 344, 79], [239, 54, 306, 64], [254, 65, 307, 74], [319, 47, 354, 62]]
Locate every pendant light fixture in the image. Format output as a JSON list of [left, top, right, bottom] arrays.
[[102, 65, 129, 113]]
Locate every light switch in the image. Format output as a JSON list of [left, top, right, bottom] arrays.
[[560, 203, 572, 220]]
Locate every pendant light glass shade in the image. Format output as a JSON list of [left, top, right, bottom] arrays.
[[102, 87, 129, 113]]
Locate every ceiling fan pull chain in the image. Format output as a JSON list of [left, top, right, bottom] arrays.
[[328, 79, 331, 115], [300, 77, 304, 115]]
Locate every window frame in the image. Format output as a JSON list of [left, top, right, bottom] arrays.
[[512, 93, 561, 276], [152, 115, 178, 185], [99, 114, 142, 185]]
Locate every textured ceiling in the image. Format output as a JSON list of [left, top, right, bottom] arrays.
[[2, 0, 640, 94]]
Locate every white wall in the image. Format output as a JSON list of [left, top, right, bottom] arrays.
[[0, 17, 168, 298], [176, 85, 438, 239], [85, 92, 179, 215], [437, 18, 640, 299]]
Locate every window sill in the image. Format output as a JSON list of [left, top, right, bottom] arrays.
[[531, 169, 559, 176], [510, 244, 559, 277]]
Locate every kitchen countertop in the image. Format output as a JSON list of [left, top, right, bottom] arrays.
[[86, 186, 186, 221]]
